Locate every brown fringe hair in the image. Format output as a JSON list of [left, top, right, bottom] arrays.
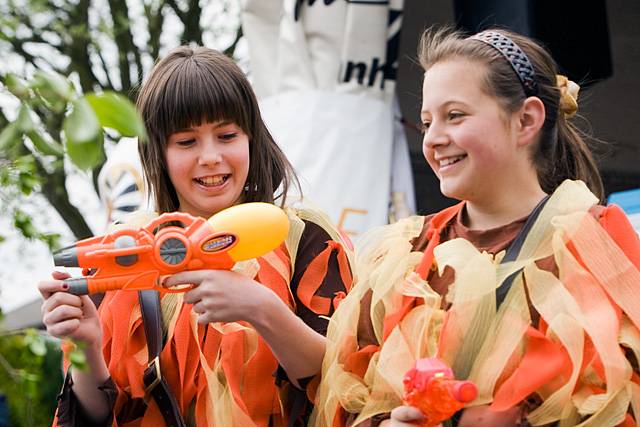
[[418, 26, 604, 201], [136, 45, 300, 214]]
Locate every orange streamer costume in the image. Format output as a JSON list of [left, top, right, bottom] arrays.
[[53, 207, 352, 427], [312, 180, 640, 427]]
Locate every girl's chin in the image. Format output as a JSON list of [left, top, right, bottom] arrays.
[[439, 181, 467, 201]]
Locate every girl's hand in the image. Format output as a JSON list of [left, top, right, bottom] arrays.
[[164, 270, 274, 324], [39, 271, 102, 347], [458, 404, 523, 426], [383, 405, 436, 427]]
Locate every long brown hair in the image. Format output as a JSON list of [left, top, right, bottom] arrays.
[[136, 45, 300, 214], [418, 26, 604, 201]]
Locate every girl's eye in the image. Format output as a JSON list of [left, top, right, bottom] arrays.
[[420, 122, 431, 134], [219, 133, 238, 141], [175, 138, 195, 147], [448, 111, 465, 120]]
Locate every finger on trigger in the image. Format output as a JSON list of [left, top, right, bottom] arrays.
[[52, 270, 71, 280], [38, 280, 69, 299], [164, 270, 208, 288]]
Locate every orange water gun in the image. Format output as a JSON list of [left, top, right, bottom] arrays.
[[403, 358, 478, 427], [53, 203, 289, 295]]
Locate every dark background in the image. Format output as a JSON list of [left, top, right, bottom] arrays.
[[396, 0, 640, 214]]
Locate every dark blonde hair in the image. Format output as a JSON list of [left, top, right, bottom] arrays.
[[418, 27, 604, 201], [136, 45, 299, 213]]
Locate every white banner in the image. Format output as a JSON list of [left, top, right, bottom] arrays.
[[243, 0, 415, 239]]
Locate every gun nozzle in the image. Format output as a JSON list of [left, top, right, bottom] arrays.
[[53, 246, 79, 267], [454, 382, 478, 403]]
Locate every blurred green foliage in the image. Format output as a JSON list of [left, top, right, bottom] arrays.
[[0, 70, 146, 247], [0, 320, 64, 427]]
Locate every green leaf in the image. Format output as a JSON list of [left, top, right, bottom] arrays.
[[3, 73, 31, 100], [64, 97, 101, 145], [65, 131, 104, 170], [15, 104, 35, 133], [26, 130, 64, 157], [31, 70, 75, 103], [14, 154, 37, 172], [0, 122, 21, 151], [68, 347, 88, 371], [40, 232, 61, 251], [28, 337, 47, 357], [13, 210, 38, 239], [17, 172, 40, 195], [86, 92, 147, 139]]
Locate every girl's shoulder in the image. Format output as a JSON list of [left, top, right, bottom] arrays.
[[283, 204, 352, 255], [593, 203, 640, 269]]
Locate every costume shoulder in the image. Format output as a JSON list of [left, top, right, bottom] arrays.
[[284, 204, 352, 269], [597, 204, 640, 269]]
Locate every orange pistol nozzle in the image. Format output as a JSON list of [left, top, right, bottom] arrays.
[[452, 381, 477, 403]]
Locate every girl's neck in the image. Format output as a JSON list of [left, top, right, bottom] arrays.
[[462, 184, 547, 230]]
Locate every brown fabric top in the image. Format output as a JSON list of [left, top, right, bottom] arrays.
[[412, 207, 531, 298]]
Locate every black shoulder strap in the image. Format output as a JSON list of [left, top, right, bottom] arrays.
[[139, 290, 187, 427], [495, 196, 550, 308], [451, 196, 551, 427]]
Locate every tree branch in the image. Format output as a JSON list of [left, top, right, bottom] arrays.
[[224, 25, 243, 57], [107, 0, 144, 95], [144, 0, 166, 61], [35, 159, 95, 240], [165, 0, 186, 22], [182, 0, 203, 44], [63, 0, 102, 93], [94, 45, 115, 91]]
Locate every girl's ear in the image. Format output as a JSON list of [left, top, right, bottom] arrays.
[[516, 96, 546, 147]]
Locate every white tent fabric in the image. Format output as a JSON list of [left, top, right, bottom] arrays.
[[243, 0, 415, 239]]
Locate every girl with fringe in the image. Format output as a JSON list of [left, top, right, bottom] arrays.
[[39, 46, 352, 427]]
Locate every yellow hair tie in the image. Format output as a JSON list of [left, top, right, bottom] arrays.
[[556, 74, 580, 118]]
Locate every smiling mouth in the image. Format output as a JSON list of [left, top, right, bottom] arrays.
[[194, 175, 230, 187], [439, 155, 466, 167]]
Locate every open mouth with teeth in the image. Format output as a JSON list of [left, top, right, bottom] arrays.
[[194, 175, 230, 187], [440, 155, 467, 167]]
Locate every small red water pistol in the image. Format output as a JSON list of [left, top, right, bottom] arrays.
[[403, 358, 478, 427], [52, 203, 289, 295]]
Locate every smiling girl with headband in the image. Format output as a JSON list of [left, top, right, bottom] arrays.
[[312, 27, 640, 427]]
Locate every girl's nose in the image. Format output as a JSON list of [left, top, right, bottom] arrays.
[[423, 123, 449, 149], [198, 142, 223, 166]]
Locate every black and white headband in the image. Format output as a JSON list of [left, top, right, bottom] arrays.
[[469, 30, 539, 97]]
